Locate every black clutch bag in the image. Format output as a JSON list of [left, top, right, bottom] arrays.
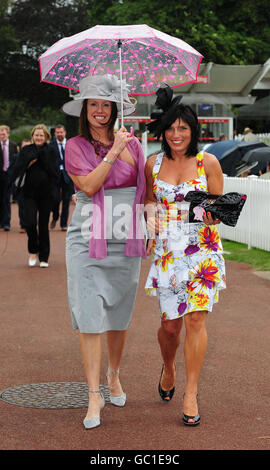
[[184, 191, 247, 227]]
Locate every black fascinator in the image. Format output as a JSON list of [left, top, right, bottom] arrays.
[[147, 85, 182, 139], [154, 86, 174, 112]]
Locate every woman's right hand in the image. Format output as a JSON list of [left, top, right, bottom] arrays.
[[111, 127, 134, 156], [146, 239, 154, 256], [147, 214, 165, 236]]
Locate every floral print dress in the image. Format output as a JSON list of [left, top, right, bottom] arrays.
[[145, 152, 226, 321]]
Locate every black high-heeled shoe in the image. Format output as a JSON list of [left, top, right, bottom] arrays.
[[182, 412, 200, 426], [182, 393, 200, 426], [158, 364, 175, 402]]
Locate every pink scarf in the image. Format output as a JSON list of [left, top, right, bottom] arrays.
[[65, 136, 146, 259]]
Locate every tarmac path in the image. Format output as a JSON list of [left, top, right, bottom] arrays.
[[0, 204, 269, 454]]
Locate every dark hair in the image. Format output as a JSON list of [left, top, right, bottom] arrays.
[[161, 104, 199, 159], [79, 99, 118, 142]]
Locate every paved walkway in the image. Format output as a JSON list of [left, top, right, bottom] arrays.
[[0, 204, 269, 452]]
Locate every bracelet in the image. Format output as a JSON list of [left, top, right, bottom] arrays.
[[103, 156, 114, 165]]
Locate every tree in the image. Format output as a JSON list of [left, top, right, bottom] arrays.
[[0, 0, 19, 56], [1, 0, 270, 132], [1, 0, 89, 108], [84, 0, 270, 65]]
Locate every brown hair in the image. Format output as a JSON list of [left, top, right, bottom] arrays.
[[79, 99, 118, 142]]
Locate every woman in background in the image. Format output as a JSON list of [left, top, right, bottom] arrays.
[[11, 124, 59, 267]]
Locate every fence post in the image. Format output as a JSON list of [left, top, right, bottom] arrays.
[[247, 175, 258, 249]]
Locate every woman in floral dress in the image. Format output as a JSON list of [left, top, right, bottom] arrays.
[[144, 87, 226, 426]]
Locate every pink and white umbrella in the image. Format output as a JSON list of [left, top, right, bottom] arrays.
[[39, 24, 203, 121]]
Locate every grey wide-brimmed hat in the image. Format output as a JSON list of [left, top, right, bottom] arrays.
[[62, 74, 136, 117]]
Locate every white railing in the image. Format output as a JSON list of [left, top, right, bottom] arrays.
[[235, 133, 270, 145], [219, 175, 270, 251]]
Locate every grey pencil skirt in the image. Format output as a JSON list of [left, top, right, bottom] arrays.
[[66, 187, 142, 333]]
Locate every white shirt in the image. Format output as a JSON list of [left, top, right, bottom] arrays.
[[1, 139, 10, 170], [56, 138, 66, 170]]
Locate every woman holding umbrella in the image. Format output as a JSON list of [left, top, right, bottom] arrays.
[[63, 74, 146, 429], [144, 86, 226, 426]]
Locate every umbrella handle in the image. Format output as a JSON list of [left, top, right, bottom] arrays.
[[118, 40, 124, 126]]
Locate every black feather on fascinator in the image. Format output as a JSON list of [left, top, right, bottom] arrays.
[[147, 85, 183, 138], [154, 86, 174, 111]]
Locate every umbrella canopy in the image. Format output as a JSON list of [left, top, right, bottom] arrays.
[[242, 146, 270, 174], [205, 140, 240, 160], [242, 145, 270, 164], [39, 24, 202, 121], [206, 140, 268, 176]]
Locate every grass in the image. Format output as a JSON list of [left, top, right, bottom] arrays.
[[222, 240, 270, 271]]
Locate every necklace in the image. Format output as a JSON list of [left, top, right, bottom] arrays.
[[92, 140, 114, 160]]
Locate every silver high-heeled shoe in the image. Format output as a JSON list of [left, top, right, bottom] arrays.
[[107, 368, 126, 407], [83, 389, 105, 429]]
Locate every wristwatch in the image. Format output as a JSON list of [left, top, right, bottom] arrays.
[[103, 156, 114, 165]]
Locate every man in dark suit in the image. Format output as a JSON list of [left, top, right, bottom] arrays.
[[49, 124, 74, 231], [0, 125, 18, 230]]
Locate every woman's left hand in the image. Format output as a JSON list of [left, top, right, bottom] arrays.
[[112, 127, 134, 155], [203, 211, 220, 226]]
